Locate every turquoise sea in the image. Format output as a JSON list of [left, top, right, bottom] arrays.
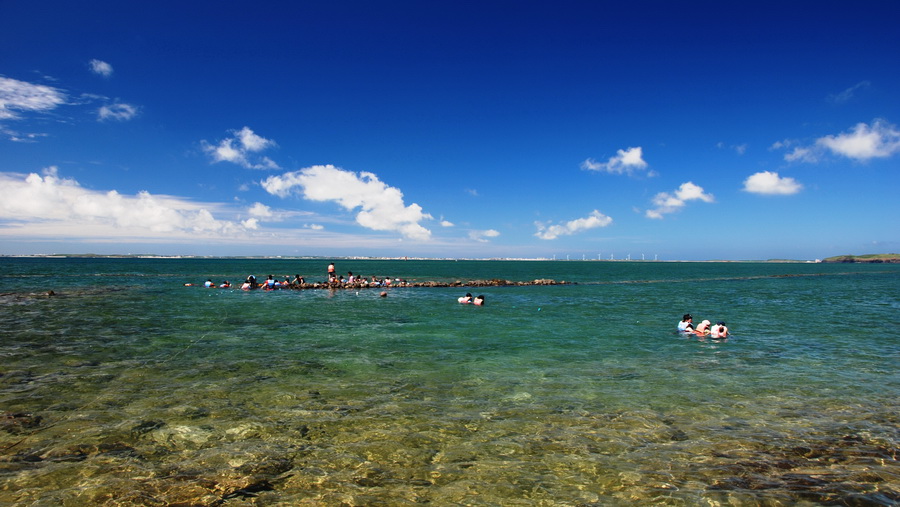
[[1, 258, 898, 505]]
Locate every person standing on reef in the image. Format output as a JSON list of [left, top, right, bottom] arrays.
[[327, 262, 336, 282], [677, 314, 694, 333]]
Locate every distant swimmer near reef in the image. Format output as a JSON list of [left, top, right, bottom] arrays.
[[473, 295, 485, 306], [458, 293, 473, 304]]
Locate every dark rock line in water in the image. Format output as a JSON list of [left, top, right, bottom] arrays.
[[207, 278, 571, 291]]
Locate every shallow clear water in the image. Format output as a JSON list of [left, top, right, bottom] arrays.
[[1, 258, 898, 505]]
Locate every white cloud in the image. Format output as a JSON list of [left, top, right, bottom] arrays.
[[827, 81, 870, 104], [778, 119, 900, 163], [0, 77, 67, 120], [247, 202, 273, 218], [816, 119, 900, 161], [0, 167, 251, 239], [534, 210, 612, 240], [261, 164, 433, 241], [770, 139, 792, 150], [1, 126, 48, 143], [581, 146, 648, 175], [469, 229, 500, 242], [784, 146, 818, 163], [201, 126, 280, 170], [305, 223, 324, 230], [742, 171, 803, 195], [440, 220, 454, 227], [89, 59, 114, 78], [98, 102, 138, 121], [646, 182, 714, 219]]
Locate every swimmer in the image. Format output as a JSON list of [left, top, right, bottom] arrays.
[[204, 279, 215, 288], [473, 295, 485, 306], [693, 320, 711, 336], [458, 293, 473, 304], [677, 314, 694, 333], [219, 280, 231, 288], [709, 321, 729, 338]]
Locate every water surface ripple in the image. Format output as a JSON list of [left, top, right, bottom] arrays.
[[1, 259, 898, 505]]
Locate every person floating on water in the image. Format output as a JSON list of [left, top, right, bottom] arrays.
[[458, 293, 473, 304], [709, 321, 729, 338], [677, 314, 729, 338], [473, 295, 485, 306], [220, 280, 231, 288], [204, 279, 214, 288], [677, 314, 694, 333], [693, 320, 711, 336]]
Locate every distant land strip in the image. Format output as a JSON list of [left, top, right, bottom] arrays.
[[821, 254, 900, 263]]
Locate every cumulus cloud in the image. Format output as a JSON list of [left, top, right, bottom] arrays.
[[645, 182, 714, 219], [816, 119, 900, 161], [201, 127, 280, 170], [440, 220, 454, 227], [0, 167, 250, 239], [469, 229, 500, 242], [742, 171, 803, 195], [89, 59, 114, 78], [581, 147, 649, 175], [261, 164, 433, 241], [534, 210, 612, 240], [0, 76, 67, 120], [98, 102, 138, 121], [247, 202, 274, 218], [778, 119, 900, 163]]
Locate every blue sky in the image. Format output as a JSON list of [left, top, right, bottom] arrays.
[[1, 1, 898, 260]]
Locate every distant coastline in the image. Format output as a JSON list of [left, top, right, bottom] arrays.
[[0, 253, 846, 262], [2, 253, 899, 263], [821, 254, 900, 264]]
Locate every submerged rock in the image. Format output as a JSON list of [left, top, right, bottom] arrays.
[[0, 412, 43, 434]]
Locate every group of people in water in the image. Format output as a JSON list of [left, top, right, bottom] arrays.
[[195, 262, 408, 291], [678, 313, 728, 338], [457, 293, 485, 306]]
